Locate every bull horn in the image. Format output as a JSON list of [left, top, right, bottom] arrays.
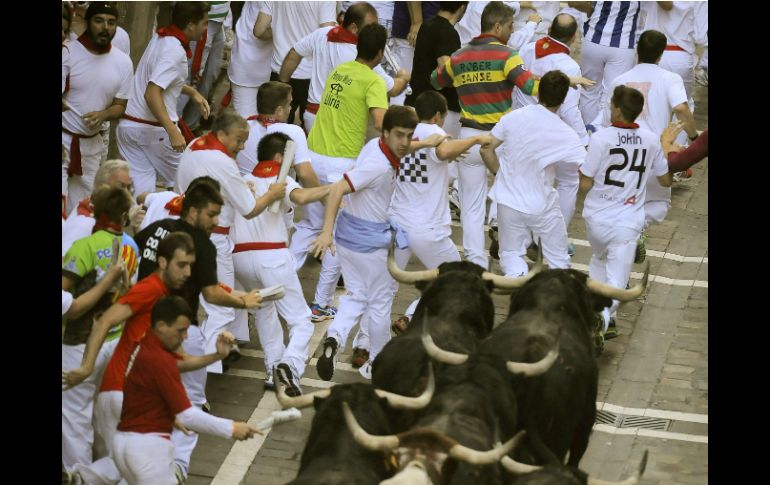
[[449, 430, 526, 465], [482, 239, 544, 289], [387, 240, 440, 284], [500, 455, 541, 474], [506, 347, 559, 377], [587, 449, 648, 485], [375, 362, 435, 410], [587, 261, 650, 302], [342, 401, 400, 451], [275, 369, 330, 409], [422, 321, 468, 365]]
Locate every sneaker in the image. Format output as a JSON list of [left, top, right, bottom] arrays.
[[673, 168, 693, 182], [201, 401, 211, 413], [694, 68, 708, 87], [352, 347, 370, 368], [448, 186, 461, 217], [264, 367, 275, 391], [567, 241, 575, 257], [317, 337, 339, 381], [276, 363, 302, 397], [488, 227, 500, 261], [634, 232, 647, 264], [603, 318, 619, 340], [311, 303, 337, 323], [358, 360, 373, 380], [63, 469, 83, 485], [391, 315, 410, 335], [526, 241, 540, 262], [174, 464, 186, 485], [593, 314, 605, 356]]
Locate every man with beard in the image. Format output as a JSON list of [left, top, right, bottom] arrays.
[[62, 2, 133, 214]]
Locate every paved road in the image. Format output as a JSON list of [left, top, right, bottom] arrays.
[[186, 66, 708, 485]]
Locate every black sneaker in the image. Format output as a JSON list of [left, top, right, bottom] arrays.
[[604, 318, 619, 340], [276, 363, 302, 397], [264, 367, 275, 391], [317, 337, 339, 381]]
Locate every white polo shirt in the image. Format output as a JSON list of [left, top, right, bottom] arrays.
[[293, 25, 394, 105], [139, 191, 180, 231], [581, 124, 669, 231], [228, 1, 273, 88], [231, 169, 301, 244], [124, 34, 188, 123], [490, 104, 586, 215], [62, 40, 133, 136], [343, 137, 399, 223], [236, 120, 311, 176], [389, 123, 451, 230]]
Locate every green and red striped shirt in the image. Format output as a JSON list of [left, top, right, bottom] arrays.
[[431, 34, 538, 130]]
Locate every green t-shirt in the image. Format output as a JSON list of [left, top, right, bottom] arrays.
[[308, 60, 388, 159]]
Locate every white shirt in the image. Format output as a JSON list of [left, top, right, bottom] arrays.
[[581, 125, 669, 231], [595, 63, 688, 136], [490, 104, 586, 215], [228, 1, 273, 88], [176, 143, 256, 228], [641, 1, 707, 54], [369, 2, 395, 22], [389, 123, 451, 231], [124, 34, 188, 122], [231, 172, 301, 244], [62, 40, 133, 136], [514, 1, 559, 41], [293, 25, 394, 105], [139, 191, 180, 231], [514, 39, 588, 145], [62, 206, 96, 257], [113, 26, 131, 55], [456, 1, 521, 47], [236, 120, 311, 176], [343, 138, 398, 223], [263, 1, 338, 78]]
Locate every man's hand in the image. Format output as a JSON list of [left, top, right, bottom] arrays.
[[215, 331, 236, 358], [232, 422, 262, 440], [527, 13, 542, 24], [395, 69, 411, 82], [661, 120, 684, 146], [82, 110, 108, 130], [245, 180, 258, 197], [407, 23, 421, 47], [169, 126, 187, 152], [62, 366, 92, 390], [241, 289, 263, 309], [310, 231, 335, 259], [192, 92, 211, 120], [569, 76, 596, 88], [128, 204, 146, 232], [174, 419, 192, 436], [266, 182, 288, 203]]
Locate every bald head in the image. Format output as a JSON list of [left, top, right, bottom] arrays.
[[549, 13, 577, 44]]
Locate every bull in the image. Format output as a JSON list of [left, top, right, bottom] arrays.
[[502, 449, 648, 485]]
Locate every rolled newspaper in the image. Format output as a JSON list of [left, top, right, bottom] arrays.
[[255, 407, 302, 432], [383, 45, 412, 96], [268, 139, 296, 214]]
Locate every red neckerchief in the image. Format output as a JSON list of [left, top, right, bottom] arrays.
[[77, 197, 93, 217], [611, 121, 640, 129], [535, 36, 570, 59], [473, 33, 507, 45], [190, 132, 232, 158], [156, 24, 192, 58], [252, 160, 282, 178], [327, 25, 358, 44], [378, 138, 401, 171], [77, 32, 112, 54], [92, 213, 122, 234], [164, 195, 184, 216], [191, 28, 208, 83], [247, 114, 280, 128]]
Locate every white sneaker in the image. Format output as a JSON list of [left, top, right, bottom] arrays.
[[358, 360, 373, 380], [174, 463, 186, 484]]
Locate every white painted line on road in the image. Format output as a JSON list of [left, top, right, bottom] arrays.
[[597, 402, 708, 424], [567, 262, 708, 288], [593, 423, 707, 443]]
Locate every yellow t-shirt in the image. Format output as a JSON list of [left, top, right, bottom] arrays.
[[308, 60, 388, 159]]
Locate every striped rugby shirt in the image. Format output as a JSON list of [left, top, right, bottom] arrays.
[[431, 34, 537, 131], [583, 1, 641, 49]]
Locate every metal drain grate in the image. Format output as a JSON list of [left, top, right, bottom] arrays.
[[595, 410, 620, 426], [620, 415, 670, 431]]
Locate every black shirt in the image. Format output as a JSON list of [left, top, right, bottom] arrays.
[[405, 15, 461, 112], [134, 219, 218, 323]]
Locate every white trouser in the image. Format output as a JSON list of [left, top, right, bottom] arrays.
[[230, 82, 258, 119], [497, 201, 570, 277], [181, 20, 225, 129], [101, 125, 110, 163], [644, 200, 670, 228], [387, 37, 414, 106], [698, 48, 708, 70], [171, 324, 206, 479], [555, 162, 580, 227], [443, 110, 462, 139], [113, 432, 176, 485], [586, 222, 639, 320], [579, 41, 637, 124], [457, 127, 490, 269], [233, 248, 314, 378], [303, 110, 316, 136], [328, 245, 396, 361], [62, 131, 104, 214], [660, 50, 695, 102], [61, 338, 117, 470], [289, 150, 355, 306], [116, 122, 182, 196], [201, 233, 236, 374], [75, 390, 123, 485]]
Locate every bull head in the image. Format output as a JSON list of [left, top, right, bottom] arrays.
[[501, 449, 649, 485]]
